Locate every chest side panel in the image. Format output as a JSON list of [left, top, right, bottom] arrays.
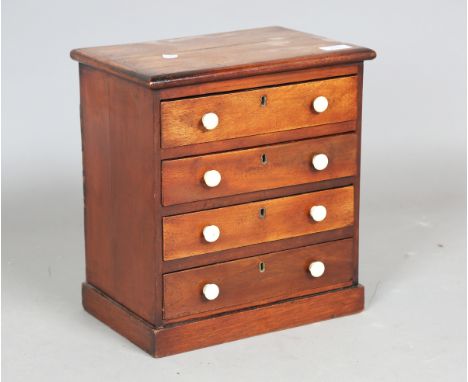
[[80, 65, 159, 324]]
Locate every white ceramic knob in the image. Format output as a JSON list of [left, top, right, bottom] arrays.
[[309, 261, 325, 277], [201, 112, 219, 130], [203, 170, 222, 187], [310, 205, 327, 222], [202, 283, 220, 300], [313, 96, 328, 113], [203, 225, 220, 243], [312, 153, 329, 171]]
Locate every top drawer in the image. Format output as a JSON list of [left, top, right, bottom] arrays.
[[161, 76, 358, 148]]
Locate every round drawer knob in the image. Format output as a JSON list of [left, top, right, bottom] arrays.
[[201, 112, 219, 130], [202, 283, 220, 300], [203, 225, 220, 243], [203, 170, 222, 187], [312, 96, 328, 113], [309, 261, 325, 277], [310, 205, 327, 222], [312, 153, 329, 171]]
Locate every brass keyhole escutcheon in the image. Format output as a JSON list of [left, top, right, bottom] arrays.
[[260, 153, 267, 165], [259, 262, 266, 273], [260, 95, 267, 107], [259, 207, 266, 219]]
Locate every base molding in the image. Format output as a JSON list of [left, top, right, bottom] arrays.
[[82, 282, 364, 357]]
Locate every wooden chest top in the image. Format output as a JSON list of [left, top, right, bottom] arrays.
[[70, 26, 375, 88]]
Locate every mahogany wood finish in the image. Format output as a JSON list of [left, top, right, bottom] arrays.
[[162, 226, 354, 273], [83, 282, 365, 357], [163, 186, 354, 261], [72, 26, 375, 357], [160, 120, 356, 160], [82, 283, 156, 352], [161, 176, 355, 217], [162, 133, 357, 205], [161, 76, 357, 148], [71, 26, 375, 89], [79, 65, 160, 325], [164, 239, 354, 321], [158, 64, 359, 101]]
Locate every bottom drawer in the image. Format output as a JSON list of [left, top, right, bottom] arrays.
[[163, 238, 354, 321]]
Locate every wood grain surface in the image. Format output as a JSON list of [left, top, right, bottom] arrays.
[[161, 120, 356, 160], [162, 133, 357, 205], [82, 282, 364, 357], [71, 26, 376, 89], [162, 226, 354, 273], [73, 26, 374, 357], [163, 186, 354, 261], [163, 239, 354, 321], [158, 64, 359, 100], [155, 284, 364, 357], [161, 76, 357, 148], [80, 66, 159, 324], [82, 283, 156, 354]]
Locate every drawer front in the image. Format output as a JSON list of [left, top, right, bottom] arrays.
[[163, 186, 353, 261], [161, 76, 358, 148], [162, 134, 357, 206], [163, 239, 354, 321]]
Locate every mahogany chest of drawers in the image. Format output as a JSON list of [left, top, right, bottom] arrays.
[[71, 26, 375, 357]]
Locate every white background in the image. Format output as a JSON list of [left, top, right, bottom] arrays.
[[3, 0, 466, 380]]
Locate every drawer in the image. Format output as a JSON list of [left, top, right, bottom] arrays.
[[162, 134, 357, 206], [161, 76, 358, 148], [163, 238, 354, 321], [163, 186, 354, 261]]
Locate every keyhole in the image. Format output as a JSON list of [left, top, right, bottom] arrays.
[[260, 153, 268, 164], [260, 95, 267, 107], [259, 262, 266, 273], [259, 207, 266, 219]]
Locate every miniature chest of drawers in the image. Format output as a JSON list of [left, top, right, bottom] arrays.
[[71, 26, 375, 357]]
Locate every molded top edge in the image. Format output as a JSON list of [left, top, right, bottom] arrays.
[[71, 26, 376, 88]]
